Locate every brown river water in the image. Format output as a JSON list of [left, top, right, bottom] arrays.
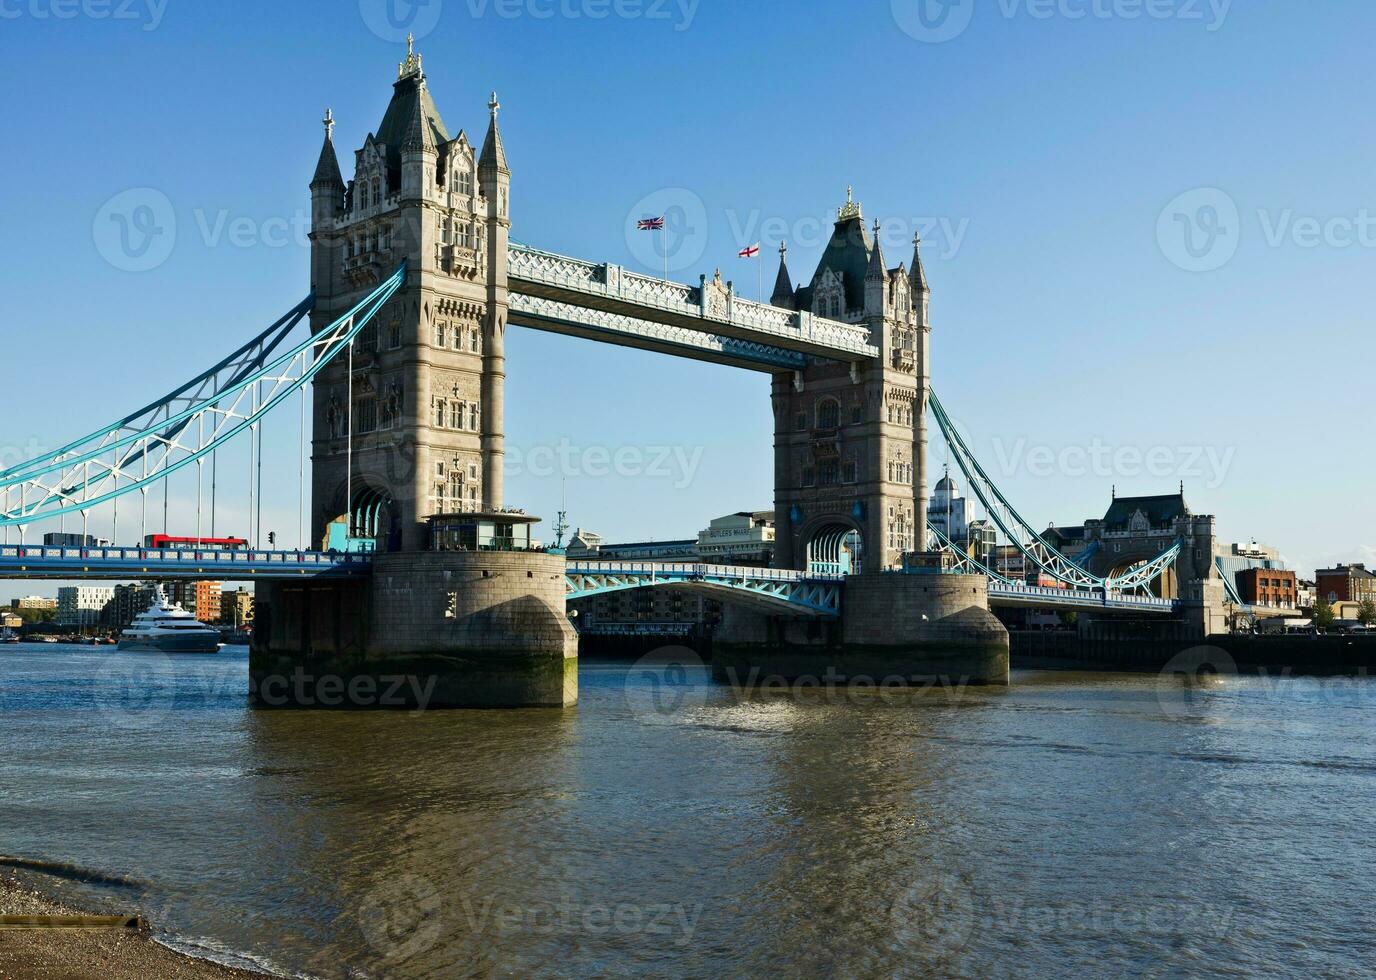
[[0, 643, 1371, 977]]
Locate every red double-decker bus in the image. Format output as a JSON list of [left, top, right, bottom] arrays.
[[143, 535, 249, 550]]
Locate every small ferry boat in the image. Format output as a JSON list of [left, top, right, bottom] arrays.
[[118, 589, 221, 654], [0, 629, 19, 644]]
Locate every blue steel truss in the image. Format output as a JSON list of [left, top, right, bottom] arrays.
[[927, 390, 1181, 594], [923, 521, 1176, 612], [0, 543, 372, 580], [565, 561, 842, 616], [0, 265, 407, 528]]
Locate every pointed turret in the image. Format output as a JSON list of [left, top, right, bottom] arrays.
[[478, 90, 512, 511], [910, 232, 930, 329], [479, 91, 509, 175], [864, 219, 888, 317], [771, 241, 796, 309], [312, 109, 344, 189], [403, 88, 437, 153], [910, 232, 930, 296], [866, 219, 887, 280]]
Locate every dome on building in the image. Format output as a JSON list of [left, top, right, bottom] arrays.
[[933, 473, 960, 498]]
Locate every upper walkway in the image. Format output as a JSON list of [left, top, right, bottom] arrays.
[[507, 242, 879, 371]]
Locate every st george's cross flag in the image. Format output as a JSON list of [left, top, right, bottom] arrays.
[[738, 243, 761, 258]]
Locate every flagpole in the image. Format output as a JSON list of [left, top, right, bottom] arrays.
[[661, 225, 668, 280]]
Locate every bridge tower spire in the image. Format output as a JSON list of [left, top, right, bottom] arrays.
[[307, 44, 517, 550], [771, 188, 928, 572], [310, 109, 345, 293], [479, 90, 510, 511], [771, 241, 795, 309], [911, 231, 931, 553]]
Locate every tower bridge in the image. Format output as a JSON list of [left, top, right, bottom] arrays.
[[0, 39, 1225, 706]]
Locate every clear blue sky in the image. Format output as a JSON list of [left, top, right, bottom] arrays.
[[0, 0, 1372, 601]]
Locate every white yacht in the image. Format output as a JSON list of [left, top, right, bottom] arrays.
[[118, 589, 221, 654]]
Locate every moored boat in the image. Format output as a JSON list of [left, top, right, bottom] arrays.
[[118, 588, 221, 654]]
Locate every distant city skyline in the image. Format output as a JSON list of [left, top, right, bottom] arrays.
[[2, 1, 1373, 601]]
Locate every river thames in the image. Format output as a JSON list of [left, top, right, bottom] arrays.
[[0, 643, 1370, 978]]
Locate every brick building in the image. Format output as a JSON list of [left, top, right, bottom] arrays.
[[1315, 564, 1376, 604], [1237, 568, 1297, 608]]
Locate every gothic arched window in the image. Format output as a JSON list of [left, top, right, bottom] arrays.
[[817, 399, 840, 430]]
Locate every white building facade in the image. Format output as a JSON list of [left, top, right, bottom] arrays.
[[56, 587, 116, 628], [928, 472, 974, 547]]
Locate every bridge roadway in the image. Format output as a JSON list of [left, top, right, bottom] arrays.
[[0, 547, 1177, 614], [0, 544, 371, 580]]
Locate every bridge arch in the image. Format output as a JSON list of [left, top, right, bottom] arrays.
[[319, 478, 398, 552], [1097, 547, 1178, 598], [803, 519, 864, 577]]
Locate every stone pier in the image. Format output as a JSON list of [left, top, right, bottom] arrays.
[[713, 572, 1010, 687], [251, 550, 577, 708]]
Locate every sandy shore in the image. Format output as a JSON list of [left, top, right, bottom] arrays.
[[0, 871, 273, 979]]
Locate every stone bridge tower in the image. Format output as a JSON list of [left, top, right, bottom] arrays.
[[1082, 492, 1228, 636], [308, 38, 510, 552], [769, 190, 931, 573]]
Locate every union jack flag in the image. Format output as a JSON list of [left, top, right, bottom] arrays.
[[738, 243, 761, 259], [637, 216, 665, 231]]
